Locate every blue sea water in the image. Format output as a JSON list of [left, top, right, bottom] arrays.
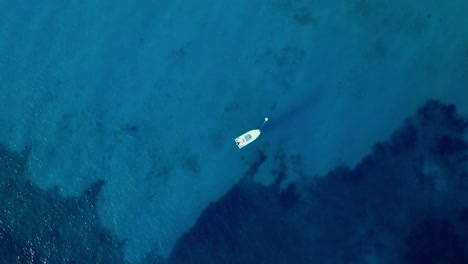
[[0, 0, 467, 263]]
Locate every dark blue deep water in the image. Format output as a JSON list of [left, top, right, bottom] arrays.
[[0, 1, 467, 263]]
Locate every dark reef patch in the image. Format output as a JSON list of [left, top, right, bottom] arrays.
[[432, 135, 468, 157], [243, 150, 267, 179], [278, 183, 300, 209], [121, 123, 139, 135], [142, 100, 468, 264], [209, 129, 225, 151], [181, 154, 200, 174], [293, 7, 315, 26], [0, 145, 128, 263], [404, 219, 468, 264]]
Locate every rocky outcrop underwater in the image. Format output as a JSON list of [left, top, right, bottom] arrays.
[[157, 100, 468, 264], [1, 99, 467, 264], [0, 146, 127, 263]]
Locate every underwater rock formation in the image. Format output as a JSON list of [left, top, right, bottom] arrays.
[[148, 100, 468, 264], [0, 145, 127, 263], [2, 99, 466, 264]]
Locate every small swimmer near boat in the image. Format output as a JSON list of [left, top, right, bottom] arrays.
[[235, 117, 269, 149]]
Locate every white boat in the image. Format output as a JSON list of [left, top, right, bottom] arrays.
[[235, 118, 268, 149]]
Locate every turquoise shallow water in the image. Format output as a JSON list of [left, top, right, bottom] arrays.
[[0, 1, 467, 263]]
